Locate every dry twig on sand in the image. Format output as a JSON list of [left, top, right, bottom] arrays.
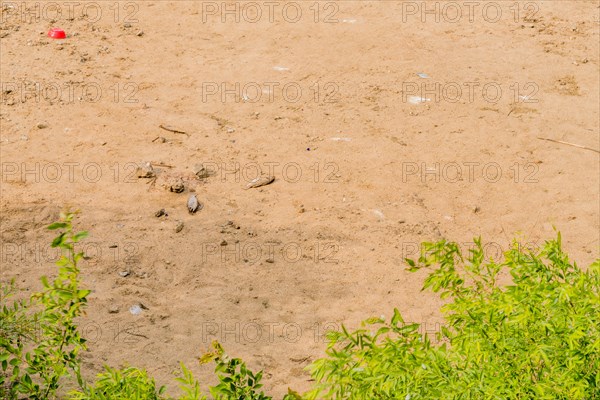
[[537, 137, 600, 154], [159, 124, 189, 136]]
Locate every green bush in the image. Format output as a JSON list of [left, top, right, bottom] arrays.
[[68, 366, 169, 400], [1, 213, 598, 399], [1, 212, 89, 399], [200, 341, 272, 400], [306, 237, 599, 399]]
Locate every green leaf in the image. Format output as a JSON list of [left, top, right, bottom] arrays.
[[47, 222, 68, 230], [51, 233, 66, 248], [391, 308, 404, 326], [73, 231, 89, 241]]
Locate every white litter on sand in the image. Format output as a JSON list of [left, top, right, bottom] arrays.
[[129, 304, 142, 315], [372, 209, 385, 220], [408, 96, 431, 104]]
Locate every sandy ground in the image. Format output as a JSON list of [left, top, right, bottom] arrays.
[[1, 0, 599, 397]]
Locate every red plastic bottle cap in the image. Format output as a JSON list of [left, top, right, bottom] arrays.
[[48, 28, 66, 39]]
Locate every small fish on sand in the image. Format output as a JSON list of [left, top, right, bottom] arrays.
[[187, 194, 202, 213]]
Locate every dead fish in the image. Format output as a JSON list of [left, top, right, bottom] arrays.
[[187, 194, 202, 214], [245, 175, 275, 190]]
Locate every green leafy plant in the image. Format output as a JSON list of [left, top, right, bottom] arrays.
[[200, 341, 271, 400], [1, 211, 90, 399], [306, 236, 600, 399], [175, 362, 205, 400], [67, 362, 206, 400], [0, 279, 38, 399], [68, 366, 167, 400]]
